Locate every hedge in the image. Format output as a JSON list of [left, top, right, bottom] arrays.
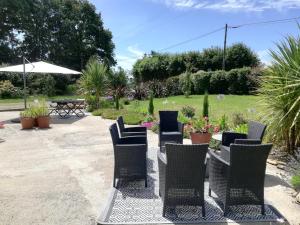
[[135, 67, 261, 98]]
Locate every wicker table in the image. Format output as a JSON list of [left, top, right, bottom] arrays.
[[49, 99, 85, 118]]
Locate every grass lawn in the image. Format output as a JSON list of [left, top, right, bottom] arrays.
[[94, 95, 263, 125], [0, 95, 83, 104], [126, 95, 262, 121]]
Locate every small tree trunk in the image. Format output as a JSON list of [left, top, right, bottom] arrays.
[[115, 95, 119, 110], [290, 125, 296, 155]]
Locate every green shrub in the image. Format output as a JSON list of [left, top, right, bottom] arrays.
[[148, 92, 154, 115], [234, 123, 248, 134], [218, 114, 229, 131], [165, 76, 182, 96], [202, 91, 209, 117], [209, 70, 228, 94], [66, 84, 78, 95], [291, 174, 300, 190], [178, 113, 191, 124], [122, 98, 131, 105], [181, 106, 195, 118], [191, 71, 211, 94], [227, 67, 252, 94], [0, 80, 22, 98], [232, 113, 247, 127], [182, 72, 192, 98]]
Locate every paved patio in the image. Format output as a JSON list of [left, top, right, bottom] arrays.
[[0, 111, 299, 225]]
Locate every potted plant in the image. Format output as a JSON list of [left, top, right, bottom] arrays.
[[36, 101, 50, 129], [20, 109, 34, 129], [190, 117, 215, 144]]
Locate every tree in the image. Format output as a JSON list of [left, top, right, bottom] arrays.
[[259, 32, 300, 154], [107, 67, 127, 110], [148, 92, 154, 115], [80, 56, 108, 108], [202, 91, 209, 117], [0, 0, 115, 70], [226, 43, 259, 70]]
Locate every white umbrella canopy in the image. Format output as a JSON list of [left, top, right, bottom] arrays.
[[0, 60, 81, 109], [0, 61, 81, 74]]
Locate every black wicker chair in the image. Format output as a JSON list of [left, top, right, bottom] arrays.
[[117, 116, 147, 137], [159, 111, 184, 149], [109, 123, 147, 188], [208, 144, 272, 216], [221, 121, 267, 147], [158, 143, 208, 217]]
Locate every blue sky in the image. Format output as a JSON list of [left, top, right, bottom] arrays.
[[89, 0, 300, 70]]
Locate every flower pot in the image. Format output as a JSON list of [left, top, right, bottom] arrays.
[[20, 117, 34, 129], [33, 118, 38, 127], [190, 132, 212, 144], [37, 116, 50, 129]]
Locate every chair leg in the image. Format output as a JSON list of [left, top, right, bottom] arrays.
[[113, 178, 116, 188], [223, 204, 228, 216], [202, 204, 206, 218], [145, 177, 147, 187], [208, 188, 211, 197], [261, 204, 265, 215], [162, 204, 166, 217]]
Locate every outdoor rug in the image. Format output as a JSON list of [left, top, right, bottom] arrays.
[[98, 147, 286, 225]]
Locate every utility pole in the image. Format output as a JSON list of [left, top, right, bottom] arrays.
[[222, 23, 228, 71]]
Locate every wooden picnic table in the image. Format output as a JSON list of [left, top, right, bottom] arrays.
[[49, 99, 85, 118]]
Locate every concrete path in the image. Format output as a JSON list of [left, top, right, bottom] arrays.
[[0, 111, 299, 225]]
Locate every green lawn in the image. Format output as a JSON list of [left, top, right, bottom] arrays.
[[125, 95, 263, 123], [0, 95, 83, 104]]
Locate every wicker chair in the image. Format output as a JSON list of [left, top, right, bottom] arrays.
[[117, 116, 147, 137], [159, 111, 184, 148], [208, 144, 272, 216], [109, 123, 148, 188], [158, 143, 208, 217], [221, 121, 267, 147]]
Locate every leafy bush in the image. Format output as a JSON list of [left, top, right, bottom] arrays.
[[291, 174, 300, 190], [165, 75, 182, 96], [232, 113, 248, 127], [0, 80, 22, 98], [209, 70, 228, 94], [218, 114, 229, 131], [181, 106, 195, 118], [259, 30, 300, 154], [234, 123, 248, 134], [227, 67, 252, 94], [122, 98, 131, 105], [178, 113, 191, 125], [182, 72, 192, 98], [191, 71, 211, 94]]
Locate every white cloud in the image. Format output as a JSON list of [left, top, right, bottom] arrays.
[[257, 49, 272, 66], [151, 0, 300, 12], [116, 45, 144, 70]]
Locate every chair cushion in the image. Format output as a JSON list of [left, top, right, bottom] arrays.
[[161, 131, 181, 135]]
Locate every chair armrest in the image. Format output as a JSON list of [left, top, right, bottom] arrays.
[[222, 131, 247, 146], [115, 143, 147, 151], [122, 132, 147, 137], [123, 127, 147, 132], [119, 136, 147, 144], [234, 139, 261, 144], [209, 149, 230, 166]]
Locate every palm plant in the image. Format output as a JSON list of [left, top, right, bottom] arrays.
[[80, 56, 108, 109], [107, 67, 127, 110], [259, 30, 300, 154]]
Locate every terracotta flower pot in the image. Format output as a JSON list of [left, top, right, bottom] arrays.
[[20, 117, 34, 129], [33, 118, 38, 127], [37, 116, 50, 129], [190, 132, 212, 144]]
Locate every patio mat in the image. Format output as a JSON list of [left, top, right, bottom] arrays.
[[98, 147, 286, 225]]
